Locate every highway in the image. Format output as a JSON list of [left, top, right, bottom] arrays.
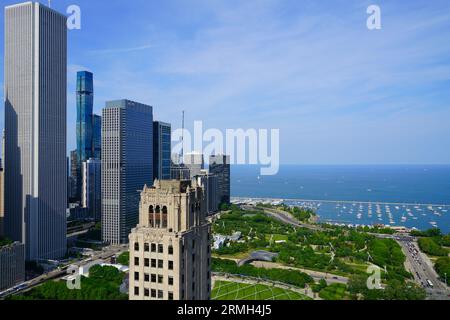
[[398, 239, 449, 300]]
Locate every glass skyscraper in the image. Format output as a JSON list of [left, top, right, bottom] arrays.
[[92, 114, 102, 159], [74, 71, 101, 200], [153, 121, 171, 180], [76, 71, 94, 163]]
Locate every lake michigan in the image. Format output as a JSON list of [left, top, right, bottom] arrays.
[[231, 165, 450, 233]]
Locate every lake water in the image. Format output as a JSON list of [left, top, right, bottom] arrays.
[[231, 165, 450, 232]]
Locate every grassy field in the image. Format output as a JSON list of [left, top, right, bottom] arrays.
[[212, 281, 312, 301]]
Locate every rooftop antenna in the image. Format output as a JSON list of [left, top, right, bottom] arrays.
[[181, 110, 185, 164], [178, 110, 185, 180]]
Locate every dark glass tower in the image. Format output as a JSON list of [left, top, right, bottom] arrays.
[[76, 71, 94, 164], [92, 114, 102, 159], [153, 121, 171, 180]]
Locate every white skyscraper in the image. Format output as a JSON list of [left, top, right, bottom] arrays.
[[4, 2, 67, 260]]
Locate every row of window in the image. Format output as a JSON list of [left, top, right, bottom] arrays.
[[134, 287, 173, 300], [134, 257, 174, 270], [134, 243, 174, 255], [134, 273, 174, 286]]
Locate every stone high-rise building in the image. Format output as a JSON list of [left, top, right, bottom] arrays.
[[4, 2, 67, 260], [129, 179, 212, 301]]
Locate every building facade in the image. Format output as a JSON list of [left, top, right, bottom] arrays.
[[4, 2, 67, 260], [0, 241, 25, 291], [0, 165, 3, 237], [129, 180, 211, 301], [153, 121, 171, 180], [196, 171, 219, 215], [82, 159, 102, 221], [184, 152, 205, 179], [76, 71, 94, 165], [69, 150, 79, 201], [75, 71, 101, 199], [102, 100, 154, 245], [209, 155, 231, 205], [92, 114, 102, 159]]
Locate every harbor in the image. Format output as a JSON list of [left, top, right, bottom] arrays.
[[231, 197, 450, 233]]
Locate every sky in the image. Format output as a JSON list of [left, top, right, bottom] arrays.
[[0, 0, 450, 165]]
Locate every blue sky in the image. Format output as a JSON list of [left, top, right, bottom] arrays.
[[1, 0, 450, 164]]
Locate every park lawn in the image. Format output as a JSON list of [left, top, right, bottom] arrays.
[[319, 283, 348, 300], [265, 234, 289, 242], [212, 281, 311, 301], [212, 251, 251, 260]]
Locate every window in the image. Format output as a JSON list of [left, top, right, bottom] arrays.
[[158, 260, 163, 268], [151, 274, 156, 283], [144, 243, 150, 252], [168, 277, 174, 286], [158, 244, 164, 253], [168, 246, 173, 255], [158, 290, 164, 299], [168, 292, 174, 301], [134, 272, 139, 281], [162, 206, 168, 228], [192, 254, 195, 262], [151, 289, 156, 298], [134, 257, 139, 266], [151, 259, 156, 268], [144, 274, 149, 282], [151, 244, 156, 252], [144, 258, 149, 267], [134, 287, 139, 295], [168, 261, 174, 270], [158, 275, 163, 284], [144, 289, 150, 297], [134, 242, 139, 251]]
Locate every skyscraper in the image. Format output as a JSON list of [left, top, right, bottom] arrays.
[[92, 114, 102, 159], [0, 241, 25, 291], [153, 121, 171, 180], [209, 155, 231, 205], [76, 71, 94, 163], [0, 163, 3, 237], [75, 71, 93, 199], [184, 152, 205, 179], [102, 100, 153, 245], [82, 159, 102, 221], [4, 2, 67, 260], [196, 171, 219, 215], [129, 179, 212, 301]]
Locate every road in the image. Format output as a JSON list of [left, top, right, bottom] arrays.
[[398, 239, 449, 300], [242, 205, 324, 231], [250, 261, 349, 285], [0, 244, 128, 299]]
